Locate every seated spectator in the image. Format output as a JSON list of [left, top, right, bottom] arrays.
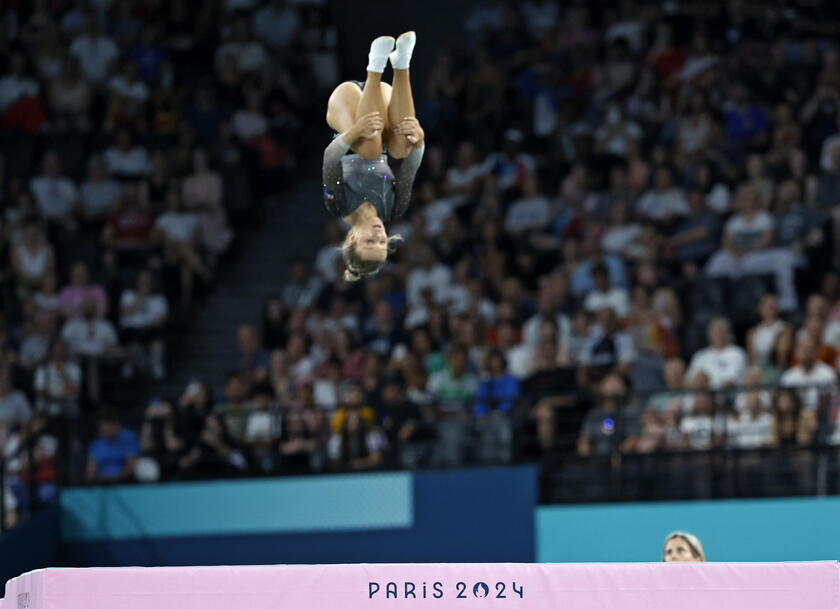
[[405, 245, 452, 307], [780, 334, 837, 411], [474, 349, 518, 464], [29, 151, 78, 225], [594, 100, 642, 158], [177, 412, 247, 479], [635, 407, 681, 454], [746, 294, 792, 381], [772, 388, 812, 447], [60, 299, 120, 403], [85, 412, 140, 483], [138, 399, 182, 482], [328, 383, 386, 471], [686, 318, 747, 389], [235, 323, 269, 384], [11, 221, 55, 296], [282, 258, 322, 309], [376, 378, 428, 468], [285, 330, 315, 384], [70, 14, 118, 83], [705, 184, 798, 311], [0, 51, 39, 113], [577, 373, 639, 456], [504, 174, 551, 234], [636, 165, 689, 225], [444, 141, 485, 204], [213, 373, 256, 443], [244, 387, 280, 474], [679, 390, 723, 451], [727, 392, 774, 450], [119, 269, 169, 379], [277, 402, 324, 474], [33, 274, 60, 317], [583, 263, 630, 318], [3, 413, 58, 511], [734, 365, 772, 413], [49, 58, 91, 132], [80, 156, 121, 222], [34, 340, 81, 418], [578, 307, 635, 387], [182, 148, 232, 256], [102, 186, 157, 268], [19, 313, 56, 371], [0, 368, 32, 445], [665, 189, 721, 270], [647, 357, 687, 412], [105, 62, 149, 128], [427, 344, 477, 466], [59, 261, 108, 319], [104, 128, 152, 179], [774, 179, 824, 256], [215, 16, 267, 75], [154, 185, 212, 305]]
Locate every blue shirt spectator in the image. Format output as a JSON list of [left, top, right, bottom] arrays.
[[474, 350, 521, 416], [86, 417, 140, 482]]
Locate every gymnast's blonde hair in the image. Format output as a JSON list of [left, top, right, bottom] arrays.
[[340, 234, 403, 281], [663, 531, 706, 561]]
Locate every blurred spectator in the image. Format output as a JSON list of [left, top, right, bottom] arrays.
[[60, 299, 120, 403], [119, 269, 168, 379], [679, 390, 723, 451], [29, 152, 78, 225], [686, 318, 747, 389], [177, 412, 247, 479], [34, 340, 81, 418], [181, 149, 232, 256], [138, 399, 182, 482], [3, 413, 58, 511], [11, 222, 55, 297], [0, 369, 32, 445], [577, 373, 638, 456], [780, 334, 837, 411], [282, 258, 322, 309], [80, 157, 122, 222], [214, 373, 256, 443], [578, 307, 635, 387], [103, 128, 151, 179], [583, 263, 630, 318], [70, 14, 119, 83], [746, 294, 792, 381], [328, 383, 386, 471], [428, 344, 477, 466], [474, 349, 518, 464], [85, 412, 139, 483], [59, 261, 107, 319]]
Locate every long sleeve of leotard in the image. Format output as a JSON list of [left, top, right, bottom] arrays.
[[393, 145, 425, 219], [322, 135, 351, 218]]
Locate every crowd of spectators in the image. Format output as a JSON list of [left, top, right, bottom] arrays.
[[98, 0, 840, 495], [10, 0, 840, 525], [0, 0, 332, 528]]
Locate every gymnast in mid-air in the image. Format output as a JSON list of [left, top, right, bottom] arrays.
[[323, 32, 425, 281]]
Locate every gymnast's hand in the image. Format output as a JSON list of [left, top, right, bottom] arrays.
[[348, 111, 384, 141], [394, 117, 424, 147]]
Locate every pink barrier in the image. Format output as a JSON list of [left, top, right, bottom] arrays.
[[4, 562, 839, 609]]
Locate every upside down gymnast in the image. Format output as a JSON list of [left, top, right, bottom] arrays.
[[322, 31, 425, 281]]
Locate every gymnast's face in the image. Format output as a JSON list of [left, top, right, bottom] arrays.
[[663, 537, 701, 562], [351, 218, 388, 262]]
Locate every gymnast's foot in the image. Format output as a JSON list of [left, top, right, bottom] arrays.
[[367, 35, 395, 73], [390, 31, 416, 70]]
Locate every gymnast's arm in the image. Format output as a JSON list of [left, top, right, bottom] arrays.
[[322, 135, 351, 216], [393, 144, 425, 218]]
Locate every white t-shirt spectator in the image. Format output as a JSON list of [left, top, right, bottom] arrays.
[[780, 362, 837, 410], [61, 318, 118, 356], [103, 146, 151, 178], [0, 75, 38, 111], [30, 175, 78, 220], [108, 75, 149, 103], [504, 196, 551, 232], [724, 212, 774, 250], [445, 164, 485, 204], [584, 288, 630, 318], [232, 110, 268, 140], [81, 179, 121, 216], [253, 3, 301, 50], [155, 211, 198, 243], [34, 361, 82, 412], [406, 264, 453, 306], [245, 411, 276, 442], [70, 34, 119, 82], [522, 313, 572, 347], [422, 198, 455, 236], [0, 390, 32, 430], [215, 41, 267, 73], [681, 414, 723, 450], [637, 188, 690, 222], [686, 345, 747, 388], [728, 412, 774, 449], [119, 291, 168, 329], [314, 242, 340, 282]]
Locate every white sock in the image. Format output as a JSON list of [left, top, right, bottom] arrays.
[[367, 36, 394, 73], [389, 31, 416, 70]]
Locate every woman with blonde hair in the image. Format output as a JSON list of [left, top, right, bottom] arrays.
[[663, 531, 706, 562], [322, 32, 425, 281]]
